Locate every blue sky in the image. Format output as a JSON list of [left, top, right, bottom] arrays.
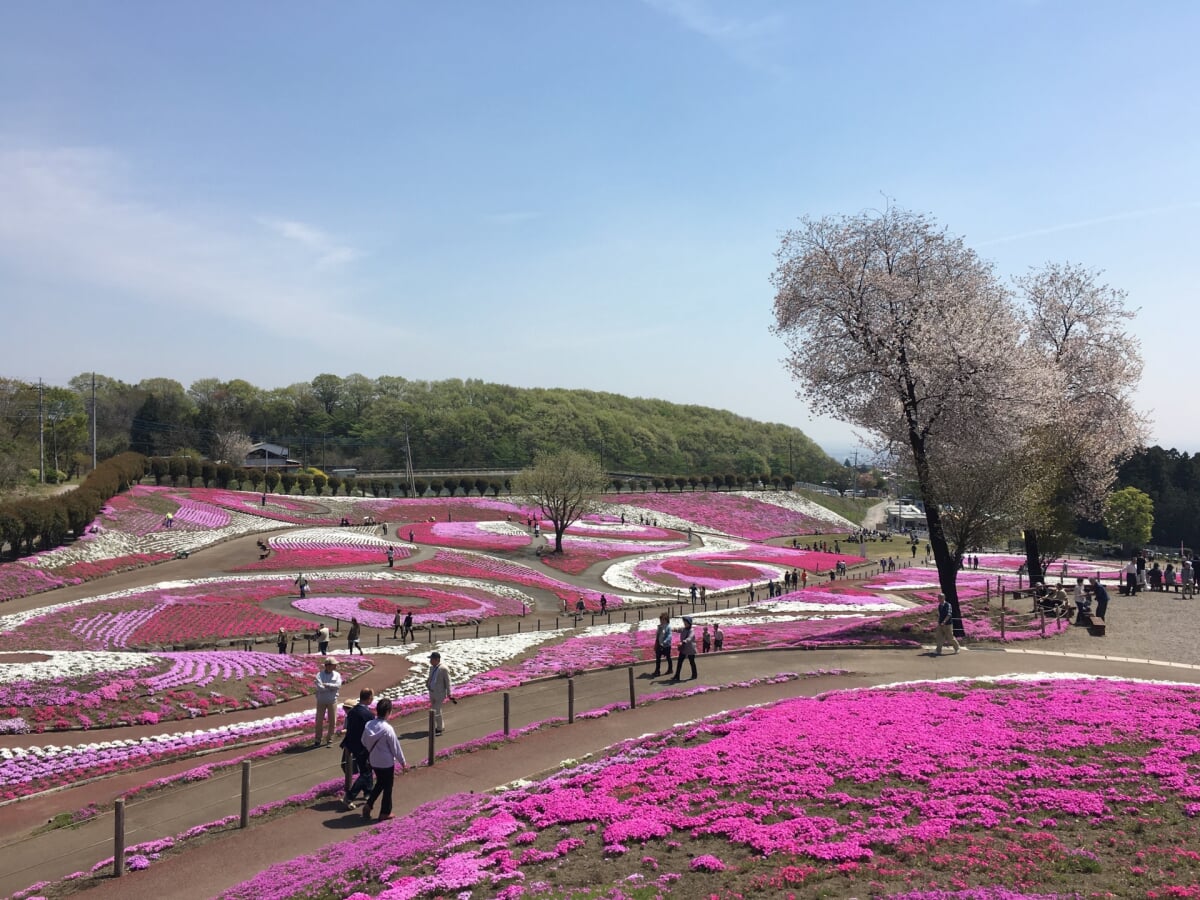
[[1, 1, 1196, 459]]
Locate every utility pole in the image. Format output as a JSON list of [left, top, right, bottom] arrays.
[[91, 372, 98, 471], [403, 423, 416, 496], [38, 378, 45, 484]]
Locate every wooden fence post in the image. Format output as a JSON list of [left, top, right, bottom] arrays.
[[113, 798, 126, 877], [240, 761, 251, 828], [568, 678, 575, 724]]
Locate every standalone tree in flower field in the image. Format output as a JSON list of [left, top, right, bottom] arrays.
[[513, 450, 606, 554]]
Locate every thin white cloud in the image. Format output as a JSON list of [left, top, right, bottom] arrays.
[[642, 0, 787, 74], [976, 202, 1200, 247], [0, 145, 394, 342], [257, 216, 362, 268]]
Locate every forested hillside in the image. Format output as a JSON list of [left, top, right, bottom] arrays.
[[1110, 447, 1200, 549], [0, 374, 840, 485]]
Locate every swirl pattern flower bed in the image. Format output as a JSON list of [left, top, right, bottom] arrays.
[[0, 652, 371, 733]]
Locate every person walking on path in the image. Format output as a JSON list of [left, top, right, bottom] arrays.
[[362, 698, 407, 822], [392, 609, 402, 640], [651, 612, 672, 676], [314, 659, 342, 746], [295, 573, 310, 599], [934, 593, 960, 656], [427, 651, 453, 735], [702, 624, 712, 653], [347, 617, 363, 655], [340, 688, 375, 810], [672, 615, 698, 681], [386, 546, 394, 568], [402, 610, 414, 643], [276, 628, 288, 655], [713, 623, 724, 651], [315, 623, 330, 656]]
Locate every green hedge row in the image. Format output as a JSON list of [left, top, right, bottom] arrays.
[[0, 452, 146, 558]]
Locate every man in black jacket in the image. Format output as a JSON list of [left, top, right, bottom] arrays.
[[340, 688, 375, 811]]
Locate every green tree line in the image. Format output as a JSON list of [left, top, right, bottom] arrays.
[[2, 373, 841, 483], [0, 452, 145, 559], [1075, 446, 1200, 550]]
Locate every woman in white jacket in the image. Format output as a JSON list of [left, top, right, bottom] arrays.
[[362, 698, 407, 821]]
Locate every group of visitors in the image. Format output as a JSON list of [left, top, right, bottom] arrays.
[[651, 613, 724, 682], [392, 609, 415, 642], [316, 653, 455, 822], [1124, 554, 1197, 597]]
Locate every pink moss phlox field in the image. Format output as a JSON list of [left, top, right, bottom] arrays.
[[406, 520, 530, 551], [100, 487, 231, 535], [297, 581, 526, 627], [185, 487, 340, 523], [0, 566, 69, 603], [412, 550, 619, 610], [0, 581, 318, 651], [540, 538, 690, 576], [608, 491, 833, 539], [634, 545, 861, 591], [234, 534, 411, 572], [357, 496, 531, 526], [0, 654, 369, 733], [569, 515, 683, 541], [215, 677, 1200, 898]]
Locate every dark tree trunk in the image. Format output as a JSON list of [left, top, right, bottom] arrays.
[[1023, 528, 1046, 586], [924, 501, 966, 638]]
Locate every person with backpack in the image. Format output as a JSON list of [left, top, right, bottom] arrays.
[[362, 698, 407, 821], [340, 688, 375, 811]]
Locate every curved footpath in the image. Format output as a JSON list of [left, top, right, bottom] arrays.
[[5, 586, 1200, 900]]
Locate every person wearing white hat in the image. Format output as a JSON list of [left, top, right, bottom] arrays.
[[314, 658, 342, 746], [427, 651, 453, 735], [671, 616, 698, 682]]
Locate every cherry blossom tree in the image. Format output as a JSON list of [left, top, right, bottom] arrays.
[[1015, 263, 1144, 582], [771, 207, 1048, 631]]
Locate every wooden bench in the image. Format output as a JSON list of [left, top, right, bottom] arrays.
[[1081, 615, 1105, 636]]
